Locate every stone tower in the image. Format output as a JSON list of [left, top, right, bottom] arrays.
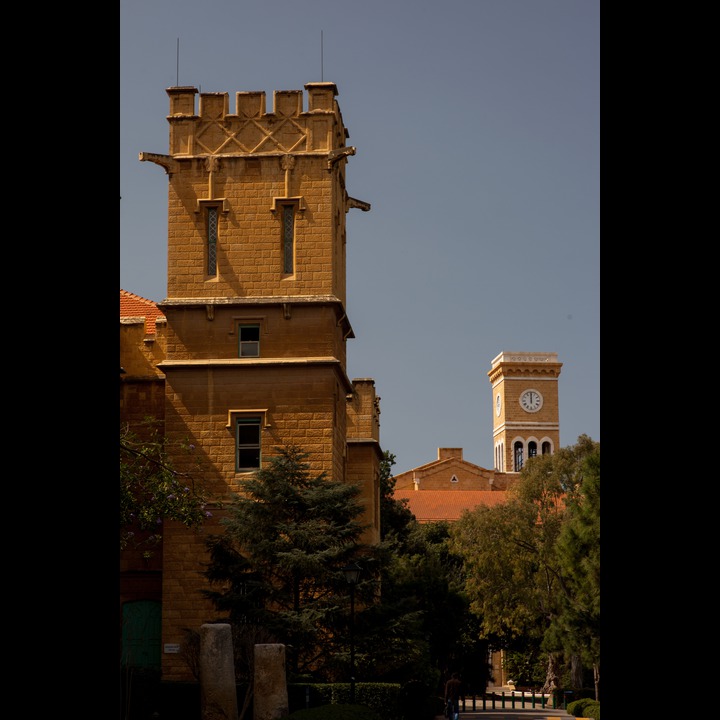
[[139, 82, 380, 681]]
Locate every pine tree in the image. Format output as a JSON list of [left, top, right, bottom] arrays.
[[202, 444, 372, 679]]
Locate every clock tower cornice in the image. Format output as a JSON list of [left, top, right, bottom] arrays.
[[488, 351, 562, 385]]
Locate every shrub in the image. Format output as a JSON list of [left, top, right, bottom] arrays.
[[567, 698, 591, 715], [567, 697, 600, 719]]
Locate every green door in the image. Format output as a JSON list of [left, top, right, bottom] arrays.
[[121, 600, 161, 669]]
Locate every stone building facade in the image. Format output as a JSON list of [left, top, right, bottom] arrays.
[[120, 82, 380, 682]]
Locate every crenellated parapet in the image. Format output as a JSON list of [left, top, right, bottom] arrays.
[[165, 82, 346, 157]]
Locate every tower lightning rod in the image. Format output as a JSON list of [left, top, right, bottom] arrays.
[[321, 30, 324, 82], [176, 38, 180, 86]]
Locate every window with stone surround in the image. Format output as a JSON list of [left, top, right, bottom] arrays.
[[196, 198, 228, 276], [238, 324, 260, 357], [281, 203, 295, 274], [235, 417, 261, 472], [207, 205, 218, 276]]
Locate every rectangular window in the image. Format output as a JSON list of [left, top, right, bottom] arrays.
[[238, 325, 260, 357], [282, 204, 295, 274], [236, 417, 261, 471], [207, 206, 218, 275]]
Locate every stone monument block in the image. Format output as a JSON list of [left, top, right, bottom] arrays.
[[200, 623, 238, 720], [254, 644, 289, 720]]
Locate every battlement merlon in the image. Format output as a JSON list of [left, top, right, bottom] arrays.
[[163, 82, 351, 157]]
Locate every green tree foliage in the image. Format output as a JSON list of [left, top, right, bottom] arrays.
[[201, 444, 488, 703], [372, 453, 490, 693], [120, 420, 210, 557], [352, 452, 431, 683], [379, 451, 414, 543], [448, 435, 600, 695], [362, 519, 460, 687], [402, 522, 490, 693], [550, 437, 600, 697], [202, 444, 377, 680]]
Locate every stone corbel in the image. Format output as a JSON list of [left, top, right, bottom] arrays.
[[347, 196, 371, 212], [138, 152, 179, 175], [327, 146, 356, 169]]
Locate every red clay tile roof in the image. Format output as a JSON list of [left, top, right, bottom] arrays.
[[394, 489, 508, 523], [120, 289, 166, 335]]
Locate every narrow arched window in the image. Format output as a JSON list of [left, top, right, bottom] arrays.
[[514, 441, 524, 472], [528, 441, 537, 458]]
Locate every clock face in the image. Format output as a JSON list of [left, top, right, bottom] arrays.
[[495, 394, 502, 416], [519, 389, 543, 413]]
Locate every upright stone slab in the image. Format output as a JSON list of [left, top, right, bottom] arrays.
[[254, 644, 289, 720], [200, 623, 238, 720]]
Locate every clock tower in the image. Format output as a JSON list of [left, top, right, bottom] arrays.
[[488, 351, 562, 472]]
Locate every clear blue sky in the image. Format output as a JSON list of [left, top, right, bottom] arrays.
[[120, 0, 600, 474]]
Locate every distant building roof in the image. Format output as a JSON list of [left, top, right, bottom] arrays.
[[394, 489, 508, 523], [120, 289, 166, 335]]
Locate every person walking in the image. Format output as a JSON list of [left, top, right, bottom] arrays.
[[444, 672, 462, 720]]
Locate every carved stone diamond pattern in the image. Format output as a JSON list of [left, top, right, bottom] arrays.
[[193, 116, 309, 155]]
